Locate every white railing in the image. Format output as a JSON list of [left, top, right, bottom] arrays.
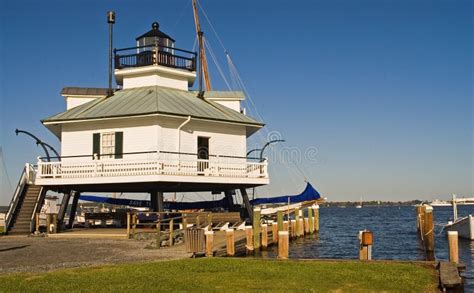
[[36, 154, 268, 181]]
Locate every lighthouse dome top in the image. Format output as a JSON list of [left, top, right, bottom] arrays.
[[136, 21, 175, 43]]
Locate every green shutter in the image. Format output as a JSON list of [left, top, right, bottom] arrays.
[[93, 133, 100, 159], [115, 132, 123, 159]]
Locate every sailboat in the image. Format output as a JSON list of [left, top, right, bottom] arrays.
[[445, 194, 474, 240], [355, 197, 362, 209]]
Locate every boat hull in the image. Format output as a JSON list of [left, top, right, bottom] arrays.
[[446, 215, 474, 240]]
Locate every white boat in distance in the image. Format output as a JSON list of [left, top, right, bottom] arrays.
[[445, 194, 474, 240]]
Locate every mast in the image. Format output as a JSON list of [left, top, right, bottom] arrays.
[[192, 0, 212, 92]]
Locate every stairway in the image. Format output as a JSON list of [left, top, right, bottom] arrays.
[[8, 185, 43, 235]]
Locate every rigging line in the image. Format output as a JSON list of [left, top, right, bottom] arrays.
[[204, 38, 232, 90], [169, 0, 192, 35], [192, 35, 198, 53], [0, 147, 13, 193], [196, 0, 228, 53]]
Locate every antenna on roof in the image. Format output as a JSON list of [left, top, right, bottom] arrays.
[[107, 11, 116, 97]]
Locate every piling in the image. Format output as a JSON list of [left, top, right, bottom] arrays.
[[277, 210, 284, 231], [290, 220, 296, 239], [132, 214, 137, 237], [423, 205, 435, 261], [169, 219, 174, 246], [448, 231, 459, 264], [156, 220, 161, 246], [294, 208, 300, 237], [35, 213, 40, 233], [46, 214, 51, 234], [298, 218, 304, 237], [182, 216, 188, 230], [205, 230, 214, 257], [283, 220, 289, 232], [308, 208, 314, 234], [272, 221, 278, 243], [359, 230, 373, 261], [126, 212, 131, 238], [261, 224, 268, 249], [278, 231, 289, 259], [253, 208, 261, 250], [226, 229, 235, 256], [313, 204, 320, 233], [304, 217, 310, 234], [52, 214, 58, 234], [245, 226, 254, 253]]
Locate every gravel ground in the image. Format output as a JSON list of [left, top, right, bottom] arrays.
[[0, 236, 191, 274]]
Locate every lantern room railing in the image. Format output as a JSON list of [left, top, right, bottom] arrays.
[[114, 45, 197, 71]]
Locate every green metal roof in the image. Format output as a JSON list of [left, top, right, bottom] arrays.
[[42, 86, 264, 127]]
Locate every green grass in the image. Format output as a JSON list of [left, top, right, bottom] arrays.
[[0, 258, 436, 292]]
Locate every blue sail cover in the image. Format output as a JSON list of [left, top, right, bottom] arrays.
[[79, 195, 229, 210], [250, 182, 321, 205]]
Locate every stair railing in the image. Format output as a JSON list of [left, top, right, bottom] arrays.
[[5, 164, 30, 230]]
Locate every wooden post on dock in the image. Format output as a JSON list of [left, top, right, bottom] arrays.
[[261, 224, 268, 249], [448, 231, 459, 264], [126, 212, 131, 238], [277, 211, 284, 231], [226, 229, 235, 256], [245, 226, 254, 253], [278, 231, 289, 259], [156, 220, 161, 247], [46, 214, 51, 234], [418, 205, 426, 237], [304, 218, 310, 235], [253, 208, 261, 250], [298, 218, 304, 237], [272, 221, 278, 243], [283, 220, 289, 232], [308, 208, 314, 234], [423, 205, 435, 261], [132, 213, 137, 238], [290, 220, 296, 239], [359, 230, 373, 260], [182, 216, 188, 230], [169, 219, 174, 246], [35, 213, 40, 233], [313, 204, 320, 233], [52, 214, 58, 234], [294, 208, 300, 237], [205, 230, 214, 257], [415, 205, 422, 232]]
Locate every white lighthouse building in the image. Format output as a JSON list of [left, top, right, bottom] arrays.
[[6, 21, 269, 234]]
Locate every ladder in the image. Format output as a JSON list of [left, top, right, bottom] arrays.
[[5, 164, 45, 235]]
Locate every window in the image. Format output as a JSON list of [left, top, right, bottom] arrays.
[[101, 132, 115, 159], [92, 132, 123, 159]]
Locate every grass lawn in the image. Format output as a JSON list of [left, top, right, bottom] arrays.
[[0, 258, 437, 292]]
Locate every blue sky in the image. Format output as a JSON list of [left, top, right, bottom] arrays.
[[0, 0, 472, 204]]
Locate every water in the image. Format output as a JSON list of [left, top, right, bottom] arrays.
[[261, 205, 474, 290]]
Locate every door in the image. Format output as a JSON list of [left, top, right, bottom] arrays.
[[197, 137, 209, 174]]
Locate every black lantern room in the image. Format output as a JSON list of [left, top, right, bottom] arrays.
[[136, 22, 175, 53]]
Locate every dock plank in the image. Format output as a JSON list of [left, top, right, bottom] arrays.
[[439, 262, 462, 289]]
